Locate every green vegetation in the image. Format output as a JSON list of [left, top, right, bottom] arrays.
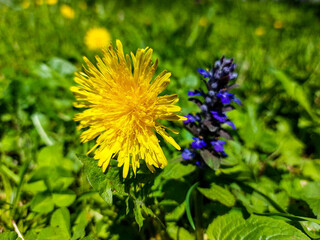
[[1, 0, 320, 239]]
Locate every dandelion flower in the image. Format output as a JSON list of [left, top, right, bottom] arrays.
[[60, 4, 75, 19], [255, 26, 265, 36], [21, 0, 30, 8], [273, 20, 283, 29], [85, 27, 111, 51], [46, 0, 58, 5], [71, 40, 186, 178], [199, 17, 209, 27]]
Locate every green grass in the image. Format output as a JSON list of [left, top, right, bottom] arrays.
[[1, 0, 320, 239]]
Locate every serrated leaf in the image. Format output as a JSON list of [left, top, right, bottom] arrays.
[[78, 155, 127, 204], [198, 183, 236, 207], [207, 212, 309, 240], [50, 208, 71, 238], [134, 200, 145, 229], [162, 160, 196, 180]]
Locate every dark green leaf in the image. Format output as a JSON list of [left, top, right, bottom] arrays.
[[200, 150, 220, 170], [133, 200, 145, 230], [78, 155, 127, 204]]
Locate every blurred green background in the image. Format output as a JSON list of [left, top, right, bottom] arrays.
[[1, 0, 320, 239]]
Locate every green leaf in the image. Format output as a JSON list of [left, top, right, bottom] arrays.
[[23, 180, 47, 194], [305, 199, 320, 219], [198, 183, 236, 207], [78, 155, 127, 204], [81, 237, 97, 240], [52, 191, 76, 207], [207, 212, 310, 240], [0, 232, 18, 240], [30, 192, 54, 213], [185, 182, 199, 230], [71, 210, 88, 240], [200, 150, 220, 170], [37, 144, 74, 171], [300, 221, 320, 239], [37, 227, 69, 240], [133, 200, 145, 230], [167, 223, 194, 240], [162, 160, 196, 180], [48, 57, 76, 76], [271, 69, 317, 120], [165, 202, 186, 222], [207, 211, 245, 239], [50, 208, 71, 238]]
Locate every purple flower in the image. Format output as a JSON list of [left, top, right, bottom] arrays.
[[182, 148, 195, 160], [183, 114, 199, 123], [188, 90, 202, 97], [216, 91, 241, 105], [191, 137, 207, 149], [226, 121, 236, 130], [210, 140, 226, 153], [211, 111, 227, 122], [197, 68, 212, 78], [211, 111, 236, 129]]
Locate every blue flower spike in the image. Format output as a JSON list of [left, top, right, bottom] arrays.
[[182, 56, 241, 169]]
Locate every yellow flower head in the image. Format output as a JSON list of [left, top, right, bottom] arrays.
[[46, 0, 58, 5], [21, 0, 30, 8], [84, 27, 111, 51], [273, 20, 283, 29], [255, 26, 266, 36], [60, 4, 75, 19], [71, 40, 186, 178], [199, 17, 209, 27]]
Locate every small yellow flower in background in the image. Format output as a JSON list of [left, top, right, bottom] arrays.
[[60, 4, 75, 19], [21, 0, 30, 8], [255, 26, 266, 36], [273, 20, 283, 29], [84, 27, 111, 51], [46, 0, 58, 5], [199, 17, 209, 27], [71, 40, 186, 178], [36, 0, 43, 5]]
